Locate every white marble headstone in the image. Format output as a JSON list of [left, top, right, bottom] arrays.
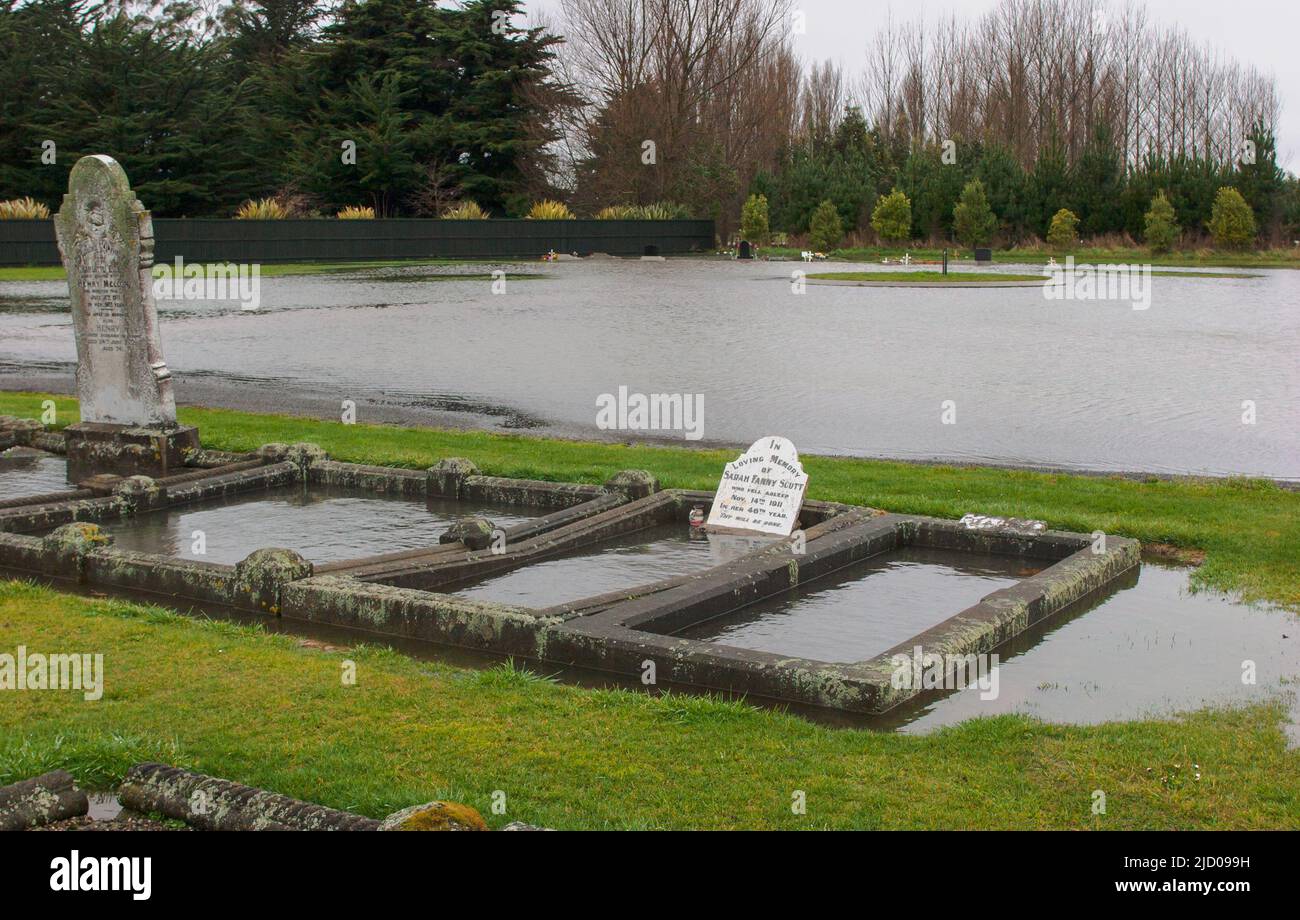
[[705, 436, 808, 536], [53, 155, 178, 428]]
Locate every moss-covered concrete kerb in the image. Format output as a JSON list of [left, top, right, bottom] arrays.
[[0, 440, 1141, 714]]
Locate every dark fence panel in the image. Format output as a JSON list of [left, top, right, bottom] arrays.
[[0, 218, 715, 266]]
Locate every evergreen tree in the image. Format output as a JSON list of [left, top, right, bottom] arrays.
[[1046, 208, 1079, 250], [871, 188, 912, 242], [285, 0, 569, 215], [807, 198, 843, 252], [952, 178, 997, 247], [740, 193, 769, 243], [1143, 191, 1179, 252], [1207, 186, 1257, 248], [1235, 121, 1285, 241]]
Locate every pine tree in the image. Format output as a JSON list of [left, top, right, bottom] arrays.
[[871, 188, 912, 243], [952, 178, 997, 247], [807, 199, 843, 252], [1143, 192, 1180, 253], [1207, 187, 1257, 249]]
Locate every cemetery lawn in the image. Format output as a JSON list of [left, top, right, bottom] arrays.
[[1, 579, 1297, 829], [2, 390, 1297, 609], [2, 392, 1298, 828]]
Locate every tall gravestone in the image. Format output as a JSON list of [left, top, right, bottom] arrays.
[[54, 155, 198, 482]]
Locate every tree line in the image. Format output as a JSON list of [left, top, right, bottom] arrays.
[[0, 0, 1296, 246], [0, 0, 569, 217]]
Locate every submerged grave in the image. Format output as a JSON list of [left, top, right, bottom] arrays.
[[0, 156, 1144, 715], [0, 420, 1139, 713]]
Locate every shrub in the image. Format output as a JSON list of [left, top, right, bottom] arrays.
[[952, 178, 997, 247], [638, 201, 691, 220], [807, 199, 844, 252], [1046, 208, 1080, 250], [526, 199, 575, 220], [441, 201, 488, 219], [336, 206, 376, 220], [595, 204, 636, 219], [0, 197, 51, 219], [1206, 186, 1257, 249], [1143, 191, 1180, 253], [740, 193, 769, 244], [871, 188, 912, 243], [235, 198, 291, 220]]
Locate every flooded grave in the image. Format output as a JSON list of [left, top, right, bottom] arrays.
[[676, 546, 1035, 663], [453, 524, 777, 609], [92, 484, 545, 566], [0, 424, 1144, 715], [0, 449, 71, 499], [890, 561, 1300, 733]]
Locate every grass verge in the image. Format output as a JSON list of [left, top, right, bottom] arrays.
[[4, 390, 1296, 609], [1, 580, 1296, 829]]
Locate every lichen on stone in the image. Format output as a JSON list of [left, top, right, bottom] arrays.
[[41, 521, 113, 552], [379, 801, 488, 831]]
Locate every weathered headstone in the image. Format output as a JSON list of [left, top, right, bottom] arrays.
[[705, 436, 808, 536], [54, 155, 198, 481]]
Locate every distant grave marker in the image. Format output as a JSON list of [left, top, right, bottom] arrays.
[[705, 436, 808, 536], [54, 155, 198, 480]]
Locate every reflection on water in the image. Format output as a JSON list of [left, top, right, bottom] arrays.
[[2, 259, 1296, 477], [676, 546, 1032, 663], [885, 563, 1300, 733], [453, 524, 774, 607], [94, 484, 543, 565], [0, 452, 69, 497]]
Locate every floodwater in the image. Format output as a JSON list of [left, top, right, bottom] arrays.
[[452, 523, 775, 608], [2, 258, 1297, 479], [90, 484, 543, 566], [0, 451, 69, 497], [884, 561, 1300, 734], [677, 546, 1034, 663]]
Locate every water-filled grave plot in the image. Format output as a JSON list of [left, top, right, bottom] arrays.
[[0, 449, 71, 500], [675, 545, 1041, 663], [452, 523, 782, 610], [93, 483, 548, 566]]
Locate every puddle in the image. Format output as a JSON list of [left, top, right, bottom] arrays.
[[882, 562, 1300, 733], [0, 451, 70, 497], [675, 546, 1033, 663], [91, 484, 544, 565], [453, 524, 774, 607]]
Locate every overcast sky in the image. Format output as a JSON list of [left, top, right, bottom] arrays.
[[523, 0, 1298, 170]]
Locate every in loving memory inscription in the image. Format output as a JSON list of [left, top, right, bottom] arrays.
[[706, 437, 808, 536]]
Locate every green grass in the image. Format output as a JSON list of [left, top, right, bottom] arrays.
[[0, 258, 525, 282], [763, 244, 1300, 270], [3, 389, 1296, 609], [809, 271, 1046, 283], [2, 580, 1296, 829], [3, 391, 1298, 828]]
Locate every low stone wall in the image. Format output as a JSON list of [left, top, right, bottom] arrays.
[[0, 418, 1142, 714]]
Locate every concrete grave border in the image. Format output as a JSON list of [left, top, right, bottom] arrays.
[[0, 416, 1139, 714]]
